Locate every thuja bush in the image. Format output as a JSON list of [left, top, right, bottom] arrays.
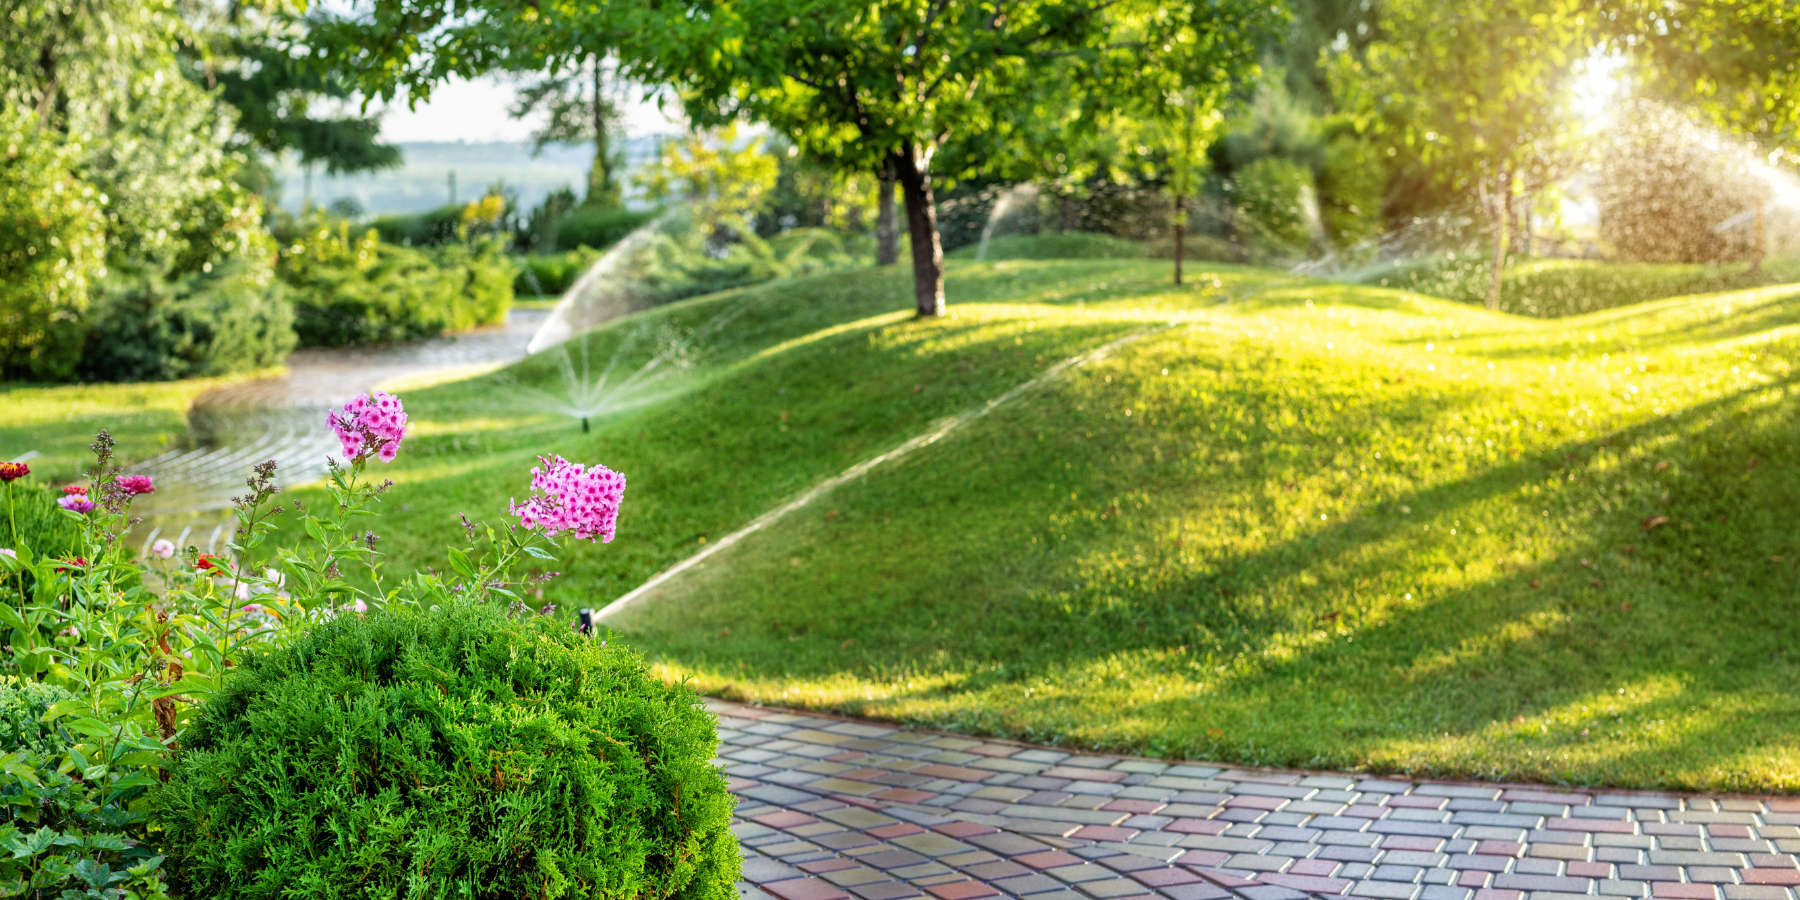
[[154, 602, 738, 900]]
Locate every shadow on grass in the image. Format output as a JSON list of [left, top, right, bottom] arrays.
[[614, 322, 1800, 789]]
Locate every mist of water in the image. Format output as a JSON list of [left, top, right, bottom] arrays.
[[527, 212, 674, 355], [975, 184, 1041, 260]]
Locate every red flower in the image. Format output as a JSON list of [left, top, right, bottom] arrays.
[[0, 461, 28, 483], [54, 557, 88, 574], [61, 484, 88, 495], [195, 554, 229, 573]]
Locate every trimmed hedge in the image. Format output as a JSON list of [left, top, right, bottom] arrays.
[[553, 207, 660, 254], [152, 601, 739, 900]]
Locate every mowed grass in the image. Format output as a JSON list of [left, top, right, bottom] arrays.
[[37, 245, 1800, 791], [0, 375, 264, 482]]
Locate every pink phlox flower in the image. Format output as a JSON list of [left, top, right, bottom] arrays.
[[508, 454, 625, 543], [327, 390, 408, 463]]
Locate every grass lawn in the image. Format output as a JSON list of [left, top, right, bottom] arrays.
[[33, 244, 1800, 791], [0, 374, 265, 483]]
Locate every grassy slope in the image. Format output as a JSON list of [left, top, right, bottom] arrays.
[[54, 247, 1799, 791], [616, 274, 1800, 791]]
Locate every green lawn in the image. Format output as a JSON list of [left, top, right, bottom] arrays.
[[22, 248, 1800, 791], [0, 374, 265, 483]]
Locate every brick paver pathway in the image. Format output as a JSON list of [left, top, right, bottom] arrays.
[[711, 700, 1800, 900]]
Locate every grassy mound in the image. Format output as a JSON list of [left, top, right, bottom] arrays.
[[1363, 253, 1800, 317], [120, 238, 1800, 790]]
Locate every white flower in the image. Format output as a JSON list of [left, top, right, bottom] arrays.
[[150, 539, 175, 559]]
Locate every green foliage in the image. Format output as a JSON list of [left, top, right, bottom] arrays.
[[0, 676, 74, 758], [1232, 157, 1317, 256], [630, 226, 872, 307], [79, 262, 296, 382], [278, 223, 513, 347], [639, 125, 778, 235], [514, 248, 603, 296], [553, 206, 661, 253], [525, 187, 581, 253], [0, 677, 174, 900], [1602, 1, 1800, 151], [948, 232, 1145, 261], [1366, 254, 1795, 317], [153, 601, 738, 900], [0, 109, 107, 382], [1315, 133, 1385, 252], [367, 204, 466, 246], [1, 483, 85, 584]]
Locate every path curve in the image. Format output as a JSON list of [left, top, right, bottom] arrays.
[[131, 309, 548, 551], [715, 699, 1800, 900]]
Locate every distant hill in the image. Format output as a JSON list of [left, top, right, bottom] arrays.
[[275, 136, 670, 217]]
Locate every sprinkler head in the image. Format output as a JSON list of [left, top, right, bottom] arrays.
[[581, 416, 590, 434]]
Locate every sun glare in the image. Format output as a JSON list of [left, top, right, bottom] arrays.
[[1570, 51, 1630, 124]]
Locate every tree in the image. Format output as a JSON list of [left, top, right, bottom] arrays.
[[653, 0, 1270, 316], [511, 53, 626, 209], [188, 9, 401, 178], [1601, 1, 1800, 271], [639, 124, 779, 237], [1364, 0, 1593, 309], [305, 1, 1271, 317]]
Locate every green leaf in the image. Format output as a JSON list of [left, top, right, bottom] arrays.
[[447, 547, 475, 578]]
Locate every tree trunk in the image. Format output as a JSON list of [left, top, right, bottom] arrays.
[[587, 55, 619, 208], [876, 166, 899, 266], [1487, 171, 1510, 311], [892, 148, 945, 317], [1173, 188, 1185, 286]]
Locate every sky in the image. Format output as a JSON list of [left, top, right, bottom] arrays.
[[377, 74, 684, 143]]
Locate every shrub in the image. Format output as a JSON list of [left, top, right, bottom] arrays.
[[1315, 134, 1385, 253], [1231, 157, 1318, 258], [279, 224, 513, 347], [153, 601, 738, 900], [523, 187, 580, 252], [78, 260, 296, 382], [514, 247, 603, 296], [553, 206, 660, 253], [0, 676, 74, 758], [367, 203, 465, 247], [0, 108, 107, 382]]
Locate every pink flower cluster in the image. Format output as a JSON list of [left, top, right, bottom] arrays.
[[117, 475, 154, 495], [327, 391, 408, 463], [509, 455, 626, 543]]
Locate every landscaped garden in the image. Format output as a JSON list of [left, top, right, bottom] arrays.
[[6, 0, 1800, 898]]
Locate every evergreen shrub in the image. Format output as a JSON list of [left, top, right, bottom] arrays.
[[153, 601, 739, 900]]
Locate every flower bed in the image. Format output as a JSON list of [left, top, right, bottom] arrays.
[[0, 394, 738, 898]]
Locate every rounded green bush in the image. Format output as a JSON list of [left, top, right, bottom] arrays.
[[152, 602, 739, 900], [0, 676, 76, 758]]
